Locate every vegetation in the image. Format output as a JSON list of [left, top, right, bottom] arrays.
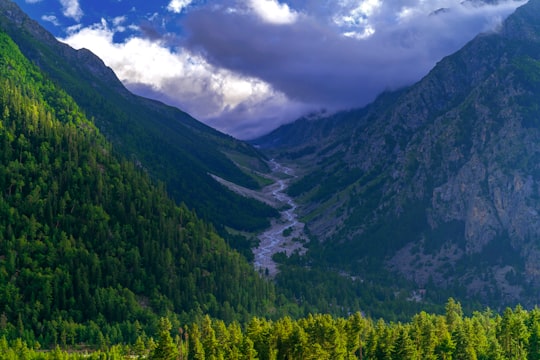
[[0, 17, 433, 348], [3, 300, 540, 359], [0, 0, 278, 233], [0, 30, 282, 346], [5, 3, 540, 359]]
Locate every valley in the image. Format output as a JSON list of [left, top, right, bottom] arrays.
[[212, 158, 308, 276], [4, 0, 540, 357], [253, 160, 307, 277], [252, 0, 540, 311]]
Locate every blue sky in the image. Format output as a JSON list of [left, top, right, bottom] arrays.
[[14, 0, 528, 139]]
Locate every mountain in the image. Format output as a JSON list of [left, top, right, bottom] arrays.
[[0, 0, 278, 234], [0, 21, 286, 345], [253, 0, 540, 308]]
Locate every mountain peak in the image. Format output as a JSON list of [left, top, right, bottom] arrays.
[[502, 0, 540, 42]]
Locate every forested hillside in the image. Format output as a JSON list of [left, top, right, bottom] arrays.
[[0, 30, 280, 346], [0, 0, 278, 233], [5, 0, 540, 356]]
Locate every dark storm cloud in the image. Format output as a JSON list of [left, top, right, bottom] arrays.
[[58, 0, 528, 139], [182, 10, 385, 109], [138, 21, 164, 40], [180, 1, 526, 111]]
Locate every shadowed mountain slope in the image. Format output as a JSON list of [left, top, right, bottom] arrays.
[[253, 0, 540, 307]]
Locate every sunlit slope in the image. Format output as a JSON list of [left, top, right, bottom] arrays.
[[0, 29, 279, 344], [0, 0, 278, 232]]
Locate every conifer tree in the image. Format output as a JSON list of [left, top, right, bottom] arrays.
[[151, 318, 179, 360], [392, 327, 419, 360]]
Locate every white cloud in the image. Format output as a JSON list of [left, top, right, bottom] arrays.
[[167, 0, 193, 14], [25, 0, 43, 3], [41, 15, 60, 26], [59, 0, 83, 22], [59, 19, 302, 138], [111, 16, 128, 32], [248, 0, 299, 25], [333, 0, 382, 38], [112, 16, 126, 27]]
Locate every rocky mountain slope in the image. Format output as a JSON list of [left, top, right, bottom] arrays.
[[254, 0, 540, 306]]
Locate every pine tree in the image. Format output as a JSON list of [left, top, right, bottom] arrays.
[[188, 324, 206, 360], [445, 298, 463, 333], [151, 318, 179, 360], [392, 327, 419, 360]]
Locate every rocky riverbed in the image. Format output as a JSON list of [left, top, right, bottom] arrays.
[[211, 159, 307, 276], [252, 160, 307, 277]]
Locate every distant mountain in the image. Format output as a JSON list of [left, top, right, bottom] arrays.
[[253, 0, 540, 308], [0, 0, 278, 233]]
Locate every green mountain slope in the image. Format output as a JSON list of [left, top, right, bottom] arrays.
[[0, 0, 277, 233], [253, 0, 540, 310], [0, 30, 279, 345]]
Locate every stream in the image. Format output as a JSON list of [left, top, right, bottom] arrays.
[[253, 159, 307, 277]]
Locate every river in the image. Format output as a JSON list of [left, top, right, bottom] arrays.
[[253, 159, 307, 277]]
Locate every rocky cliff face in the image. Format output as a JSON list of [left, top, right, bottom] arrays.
[[255, 0, 540, 305]]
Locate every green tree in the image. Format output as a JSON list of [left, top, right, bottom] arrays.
[[445, 298, 463, 333], [392, 326, 419, 360], [452, 320, 477, 360], [188, 324, 206, 360], [201, 315, 220, 360], [242, 336, 259, 360], [528, 308, 540, 360], [133, 335, 147, 358], [498, 306, 529, 360], [151, 317, 179, 360]]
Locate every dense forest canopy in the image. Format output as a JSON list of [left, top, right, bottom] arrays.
[[0, 30, 282, 345], [2, 300, 540, 360]]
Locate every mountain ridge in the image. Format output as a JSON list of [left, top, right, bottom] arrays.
[[254, 0, 540, 307], [0, 0, 278, 232], [0, 27, 287, 345]]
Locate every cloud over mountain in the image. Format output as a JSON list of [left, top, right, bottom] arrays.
[[44, 0, 528, 138]]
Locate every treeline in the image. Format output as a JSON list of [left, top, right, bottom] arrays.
[[2, 300, 540, 359], [0, 30, 280, 346]]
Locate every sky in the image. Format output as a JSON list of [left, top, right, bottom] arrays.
[[14, 0, 528, 139]]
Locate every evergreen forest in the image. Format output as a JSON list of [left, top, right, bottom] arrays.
[[3, 300, 540, 359], [0, 30, 280, 346], [6, 0, 540, 358]]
